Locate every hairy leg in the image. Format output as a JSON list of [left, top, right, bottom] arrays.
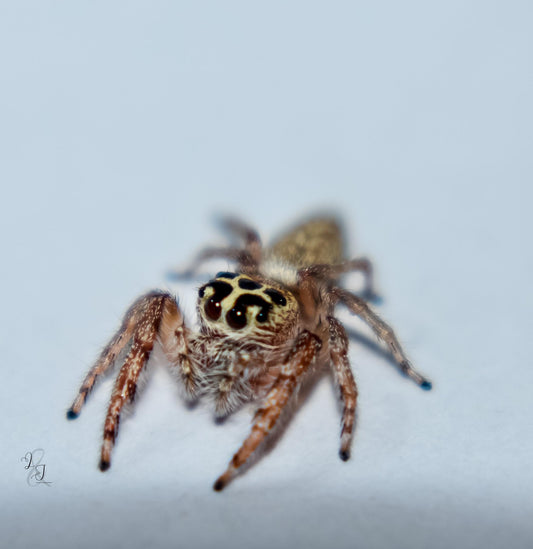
[[67, 293, 162, 419], [67, 291, 195, 471], [211, 351, 255, 417], [301, 257, 378, 300], [98, 292, 175, 470], [168, 218, 262, 279], [328, 316, 359, 460], [332, 288, 431, 389], [158, 297, 201, 399], [213, 331, 322, 491], [218, 216, 262, 266]]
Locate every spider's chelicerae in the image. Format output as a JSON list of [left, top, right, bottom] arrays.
[[67, 216, 431, 491]]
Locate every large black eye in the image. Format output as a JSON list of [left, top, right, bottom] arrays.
[[201, 281, 233, 321], [205, 299, 222, 320], [227, 306, 247, 329], [227, 294, 272, 328]]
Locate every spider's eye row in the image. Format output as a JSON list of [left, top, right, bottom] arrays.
[[200, 277, 289, 330]]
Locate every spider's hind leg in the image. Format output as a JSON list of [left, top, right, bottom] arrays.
[[168, 218, 262, 279], [217, 216, 262, 265], [303, 258, 381, 303], [333, 288, 432, 390]]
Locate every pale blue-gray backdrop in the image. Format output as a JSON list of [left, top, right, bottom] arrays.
[[1, 2, 531, 548]]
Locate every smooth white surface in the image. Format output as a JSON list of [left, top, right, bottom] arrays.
[[1, 2, 532, 548]]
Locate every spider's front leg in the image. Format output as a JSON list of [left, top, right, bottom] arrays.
[[328, 316, 358, 461], [213, 331, 322, 491], [67, 291, 199, 471]]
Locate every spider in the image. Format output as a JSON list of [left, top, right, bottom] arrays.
[[67, 215, 431, 491]]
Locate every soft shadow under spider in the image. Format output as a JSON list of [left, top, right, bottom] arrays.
[[345, 327, 407, 377]]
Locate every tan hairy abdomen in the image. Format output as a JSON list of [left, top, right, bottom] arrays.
[[267, 217, 345, 268]]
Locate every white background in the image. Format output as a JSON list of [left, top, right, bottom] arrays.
[[1, 2, 532, 548]]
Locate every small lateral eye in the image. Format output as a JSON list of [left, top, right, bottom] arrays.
[[227, 307, 247, 330], [238, 278, 262, 290], [216, 271, 238, 279], [264, 289, 287, 307]]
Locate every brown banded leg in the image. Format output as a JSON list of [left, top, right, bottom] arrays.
[[98, 292, 178, 470], [213, 331, 322, 491], [69, 290, 197, 471], [328, 317, 358, 460], [332, 288, 432, 390], [66, 293, 158, 419]]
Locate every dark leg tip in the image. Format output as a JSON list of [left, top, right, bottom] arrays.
[[99, 459, 110, 472], [166, 269, 194, 281], [339, 450, 350, 461], [360, 290, 383, 305], [420, 380, 432, 391], [165, 270, 180, 281], [66, 409, 79, 420], [213, 479, 226, 492]]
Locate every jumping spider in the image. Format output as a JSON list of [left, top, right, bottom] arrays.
[[67, 215, 431, 491]]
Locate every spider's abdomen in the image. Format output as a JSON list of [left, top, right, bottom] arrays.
[[267, 217, 345, 269], [197, 272, 299, 345]]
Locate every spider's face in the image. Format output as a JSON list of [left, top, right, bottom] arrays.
[[197, 272, 298, 342]]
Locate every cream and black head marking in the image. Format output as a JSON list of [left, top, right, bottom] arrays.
[[198, 272, 297, 335]]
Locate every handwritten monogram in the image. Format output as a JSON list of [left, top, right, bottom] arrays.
[[21, 449, 52, 487]]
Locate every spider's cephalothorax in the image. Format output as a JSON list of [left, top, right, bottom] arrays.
[[67, 216, 431, 490]]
